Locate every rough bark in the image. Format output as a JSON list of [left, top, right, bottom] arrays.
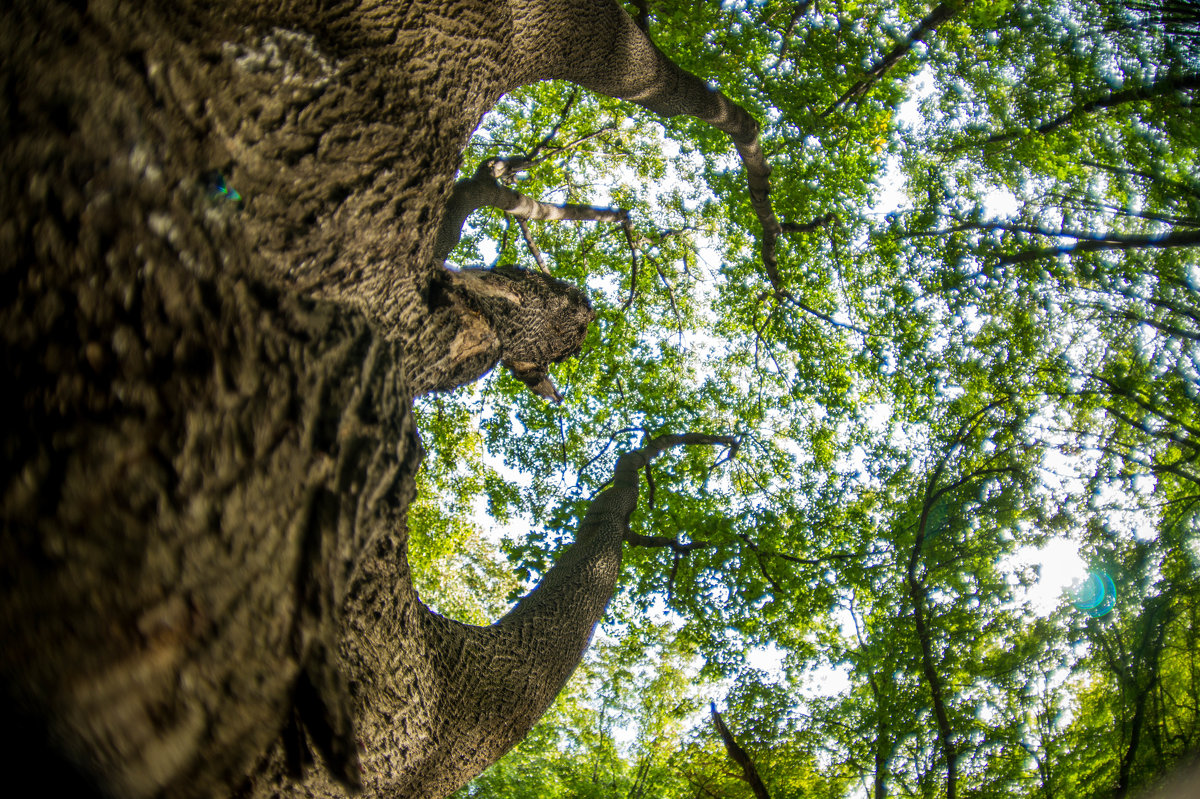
[[413, 265, 595, 402], [1, 1, 743, 797]]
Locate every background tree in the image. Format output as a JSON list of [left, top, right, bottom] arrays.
[[417, 0, 1200, 796]]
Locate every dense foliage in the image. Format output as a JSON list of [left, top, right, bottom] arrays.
[[412, 1, 1199, 796]]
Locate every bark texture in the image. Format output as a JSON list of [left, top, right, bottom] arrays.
[[1, 2, 750, 797]]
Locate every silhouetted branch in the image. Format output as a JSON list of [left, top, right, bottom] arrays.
[[999, 228, 1200, 264], [711, 704, 772, 799], [525, 87, 581, 163], [780, 212, 837, 234], [778, 1, 815, 59], [1078, 159, 1200, 201], [622, 221, 640, 310], [982, 73, 1200, 146], [822, 1, 965, 117]]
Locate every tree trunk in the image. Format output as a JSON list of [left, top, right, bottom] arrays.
[[1, 1, 748, 797]]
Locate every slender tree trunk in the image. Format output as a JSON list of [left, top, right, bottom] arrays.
[[905, 566, 958, 799], [901, 409, 1000, 799], [710, 704, 773, 799], [1116, 600, 1173, 798]]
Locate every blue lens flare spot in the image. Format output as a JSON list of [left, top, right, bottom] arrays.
[[1072, 571, 1116, 618], [204, 171, 242, 203]]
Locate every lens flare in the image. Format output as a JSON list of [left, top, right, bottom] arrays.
[[1071, 571, 1116, 618], [204, 171, 242, 203]]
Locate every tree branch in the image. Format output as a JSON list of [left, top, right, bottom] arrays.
[[778, 1, 814, 60], [1088, 372, 1200, 440], [624, 531, 711, 553], [1077, 159, 1200, 202], [546, 5, 798, 311], [525, 87, 581, 163], [780, 212, 837, 235], [516, 217, 549, 273], [711, 704, 772, 799], [434, 157, 631, 261], [822, 1, 965, 117], [982, 73, 1200, 146], [998, 228, 1200, 264], [622, 220, 640, 310]]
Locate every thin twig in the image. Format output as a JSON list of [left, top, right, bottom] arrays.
[[525, 86, 581, 163], [622, 221, 640, 310], [516, 217, 549, 273]]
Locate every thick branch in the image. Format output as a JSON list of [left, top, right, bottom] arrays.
[[998, 228, 1200, 264], [389, 433, 736, 796], [624, 531, 711, 553], [522, 3, 790, 298], [780, 212, 837, 235], [711, 704, 772, 799]]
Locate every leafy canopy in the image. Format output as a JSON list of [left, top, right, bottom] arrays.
[[412, 1, 1200, 796]]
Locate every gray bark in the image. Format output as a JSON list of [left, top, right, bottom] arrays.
[[1, 2, 748, 797], [433, 158, 630, 263]]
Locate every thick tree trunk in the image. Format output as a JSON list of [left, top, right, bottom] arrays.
[[1, 1, 741, 797]]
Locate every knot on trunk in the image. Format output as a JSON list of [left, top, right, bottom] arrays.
[[411, 265, 594, 401]]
